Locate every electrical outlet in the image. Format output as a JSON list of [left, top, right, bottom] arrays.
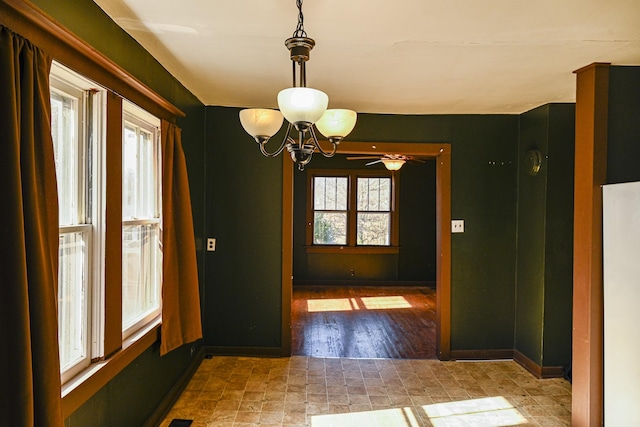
[[452, 220, 465, 233], [207, 238, 216, 251]]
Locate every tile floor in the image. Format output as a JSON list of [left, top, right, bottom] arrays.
[[160, 356, 571, 427]]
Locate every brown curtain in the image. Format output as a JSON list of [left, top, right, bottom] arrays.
[[0, 26, 64, 426], [160, 120, 203, 355]]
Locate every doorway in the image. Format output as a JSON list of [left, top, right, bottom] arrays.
[[280, 142, 452, 360]]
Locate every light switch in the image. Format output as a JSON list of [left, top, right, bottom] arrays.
[[452, 220, 465, 233], [207, 238, 216, 251]]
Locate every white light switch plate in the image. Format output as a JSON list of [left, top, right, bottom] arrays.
[[452, 220, 465, 233]]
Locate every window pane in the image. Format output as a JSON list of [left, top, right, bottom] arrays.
[[357, 177, 391, 211], [122, 224, 162, 330], [51, 90, 80, 226], [314, 177, 348, 210], [58, 232, 87, 372], [122, 124, 138, 220], [357, 213, 390, 245], [314, 212, 347, 245]]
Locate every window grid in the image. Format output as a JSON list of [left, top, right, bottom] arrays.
[[313, 176, 348, 245], [309, 171, 396, 248]]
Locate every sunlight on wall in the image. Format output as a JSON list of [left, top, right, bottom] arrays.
[[306, 296, 411, 312], [310, 396, 528, 427]]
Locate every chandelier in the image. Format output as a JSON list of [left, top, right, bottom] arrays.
[[239, 0, 357, 171]]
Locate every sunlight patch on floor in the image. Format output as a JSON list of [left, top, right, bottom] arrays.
[[307, 296, 411, 312], [311, 407, 419, 427], [361, 296, 412, 309], [423, 396, 529, 426], [307, 298, 355, 312], [310, 396, 528, 427]]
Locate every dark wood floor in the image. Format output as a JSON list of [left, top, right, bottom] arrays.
[[292, 286, 436, 359]]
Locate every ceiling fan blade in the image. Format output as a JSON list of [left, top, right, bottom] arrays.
[[347, 156, 382, 160], [365, 159, 383, 166]]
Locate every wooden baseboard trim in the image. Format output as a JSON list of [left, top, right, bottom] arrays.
[[205, 346, 283, 357], [293, 280, 436, 288], [513, 350, 565, 379], [450, 349, 514, 360], [143, 347, 205, 427]]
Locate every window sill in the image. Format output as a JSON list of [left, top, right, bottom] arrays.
[[61, 318, 161, 418], [305, 245, 400, 255]]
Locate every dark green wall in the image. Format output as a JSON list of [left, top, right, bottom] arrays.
[[607, 66, 640, 184], [515, 104, 575, 368], [204, 110, 520, 353], [291, 154, 436, 284], [26, 0, 207, 424], [204, 106, 284, 349], [542, 104, 575, 367], [64, 344, 192, 427]]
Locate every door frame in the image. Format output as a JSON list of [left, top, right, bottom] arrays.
[[281, 141, 452, 360]]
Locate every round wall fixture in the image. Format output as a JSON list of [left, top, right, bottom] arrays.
[[525, 149, 542, 176]]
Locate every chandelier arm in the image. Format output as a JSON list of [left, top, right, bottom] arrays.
[[310, 126, 338, 157], [258, 122, 295, 158]]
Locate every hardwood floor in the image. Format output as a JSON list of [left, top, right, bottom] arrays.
[[292, 286, 436, 359]]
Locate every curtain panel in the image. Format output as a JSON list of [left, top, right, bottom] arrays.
[[160, 120, 203, 355], [0, 26, 64, 426]]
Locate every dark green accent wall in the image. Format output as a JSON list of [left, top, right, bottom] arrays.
[[64, 344, 192, 427], [291, 154, 436, 283], [27, 0, 207, 424], [204, 106, 283, 348], [607, 66, 640, 184], [515, 103, 574, 367]]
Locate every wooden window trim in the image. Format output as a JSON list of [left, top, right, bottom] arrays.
[[0, 0, 184, 121], [305, 168, 400, 253]]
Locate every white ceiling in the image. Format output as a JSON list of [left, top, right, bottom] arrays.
[[92, 0, 640, 114]]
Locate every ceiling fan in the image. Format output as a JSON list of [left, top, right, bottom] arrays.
[[346, 154, 425, 171]]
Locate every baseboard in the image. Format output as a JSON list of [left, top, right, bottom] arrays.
[[205, 345, 284, 357], [293, 280, 436, 288], [513, 350, 565, 379], [143, 347, 205, 427], [450, 349, 514, 361]]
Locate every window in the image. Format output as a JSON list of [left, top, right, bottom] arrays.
[[308, 170, 399, 252], [122, 101, 162, 338], [313, 176, 348, 245], [51, 63, 105, 382], [357, 177, 392, 245], [51, 64, 163, 385]]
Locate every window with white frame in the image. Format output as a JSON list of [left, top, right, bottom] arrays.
[[122, 101, 162, 338], [51, 63, 165, 385], [51, 62, 105, 383]]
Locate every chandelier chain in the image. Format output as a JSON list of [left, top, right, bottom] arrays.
[[292, 0, 307, 38]]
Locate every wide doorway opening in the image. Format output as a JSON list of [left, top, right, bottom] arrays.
[[283, 142, 451, 360]]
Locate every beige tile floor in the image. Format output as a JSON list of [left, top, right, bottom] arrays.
[[160, 356, 571, 427]]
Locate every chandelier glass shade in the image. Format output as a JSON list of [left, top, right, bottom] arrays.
[[239, 0, 357, 170], [239, 109, 284, 142], [277, 87, 328, 130]]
